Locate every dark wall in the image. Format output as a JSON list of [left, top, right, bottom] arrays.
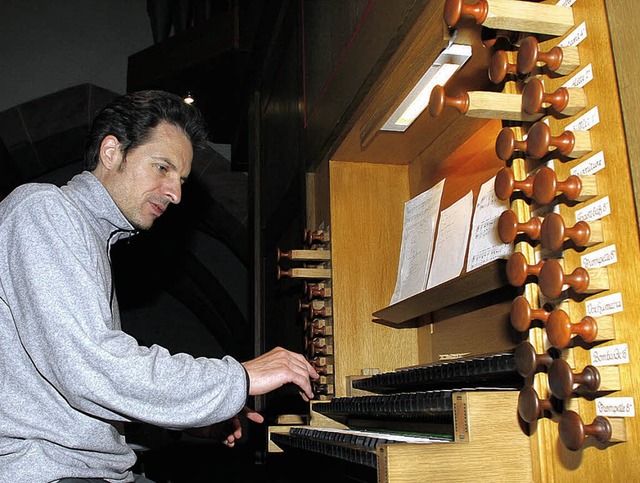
[[0, 0, 151, 112]]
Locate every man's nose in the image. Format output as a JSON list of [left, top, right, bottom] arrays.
[[165, 178, 182, 204]]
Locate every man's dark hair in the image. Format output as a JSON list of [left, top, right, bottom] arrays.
[[84, 90, 209, 170]]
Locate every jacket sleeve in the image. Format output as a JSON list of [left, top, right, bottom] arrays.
[[2, 191, 247, 429]]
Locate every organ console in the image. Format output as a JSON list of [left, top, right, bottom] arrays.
[[269, 0, 639, 479]]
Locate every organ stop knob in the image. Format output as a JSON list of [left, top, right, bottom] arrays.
[[559, 411, 612, 451], [498, 210, 541, 244], [522, 78, 586, 117], [546, 310, 598, 349], [510, 295, 549, 332]]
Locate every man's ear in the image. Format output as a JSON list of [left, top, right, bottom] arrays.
[[99, 135, 122, 170]]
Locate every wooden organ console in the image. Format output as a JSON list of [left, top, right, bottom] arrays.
[[270, 0, 639, 480]]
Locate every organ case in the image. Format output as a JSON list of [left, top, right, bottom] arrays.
[[270, 0, 640, 481]]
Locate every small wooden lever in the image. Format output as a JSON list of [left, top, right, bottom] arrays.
[[429, 85, 541, 121], [277, 266, 332, 280], [443, 0, 574, 36], [517, 36, 580, 76], [522, 78, 586, 116], [507, 252, 544, 287], [498, 210, 541, 243], [510, 295, 549, 332], [277, 247, 331, 262]]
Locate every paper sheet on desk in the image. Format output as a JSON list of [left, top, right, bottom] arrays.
[[390, 179, 445, 304], [427, 190, 473, 289], [466, 176, 513, 272]]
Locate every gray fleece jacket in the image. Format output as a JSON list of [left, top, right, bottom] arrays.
[[0, 172, 248, 483]]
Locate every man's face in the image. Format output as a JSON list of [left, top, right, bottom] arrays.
[[99, 122, 193, 230]]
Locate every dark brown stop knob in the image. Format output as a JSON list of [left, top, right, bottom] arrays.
[[489, 50, 518, 84], [305, 229, 330, 245], [507, 252, 543, 287], [428, 85, 470, 117], [515, 341, 553, 377], [548, 358, 601, 399], [510, 295, 550, 332], [559, 410, 612, 451], [538, 258, 590, 299], [495, 167, 535, 200], [540, 212, 591, 251], [546, 310, 598, 349], [443, 0, 488, 27], [518, 386, 553, 423], [532, 166, 582, 205], [498, 210, 541, 243]]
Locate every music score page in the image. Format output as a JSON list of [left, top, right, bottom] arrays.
[[390, 179, 445, 304]]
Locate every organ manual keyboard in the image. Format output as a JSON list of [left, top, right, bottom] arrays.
[[269, 0, 640, 480]]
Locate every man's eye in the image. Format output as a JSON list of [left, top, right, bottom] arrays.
[[156, 164, 168, 173]]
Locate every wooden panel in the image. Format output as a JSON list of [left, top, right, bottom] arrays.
[[329, 161, 420, 395], [605, 0, 640, 228], [378, 392, 532, 482], [331, 0, 497, 167], [524, 0, 640, 480]]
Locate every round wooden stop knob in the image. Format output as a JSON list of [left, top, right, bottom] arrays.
[[429, 85, 470, 117], [546, 310, 598, 349], [298, 300, 311, 312], [510, 295, 550, 332], [443, 0, 488, 27], [515, 341, 553, 377], [517, 36, 565, 75], [495, 167, 535, 200], [498, 210, 541, 243], [277, 266, 291, 280], [532, 166, 582, 205], [518, 385, 553, 423], [495, 128, 528, 161], [548, 359, 601, 399], [526, 121, 577, 159], [538, 258, 590, 299], [489, 50, 518, 84], [507, 252, 543, 287], [559, 411, 612, 451], [522, 78, 585, 116], [540, 212, 591, 251]]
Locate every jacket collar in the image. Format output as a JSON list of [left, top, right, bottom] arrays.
[[62, 171, 137, 244]]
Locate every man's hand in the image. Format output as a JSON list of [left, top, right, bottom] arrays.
[[241, 346, 319, 401], [186, 406, 264, 448]]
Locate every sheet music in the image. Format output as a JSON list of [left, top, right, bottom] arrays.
[[390, 179, 445, 304], [427, 191, 473, 289], [466, 176, 513, 272]]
